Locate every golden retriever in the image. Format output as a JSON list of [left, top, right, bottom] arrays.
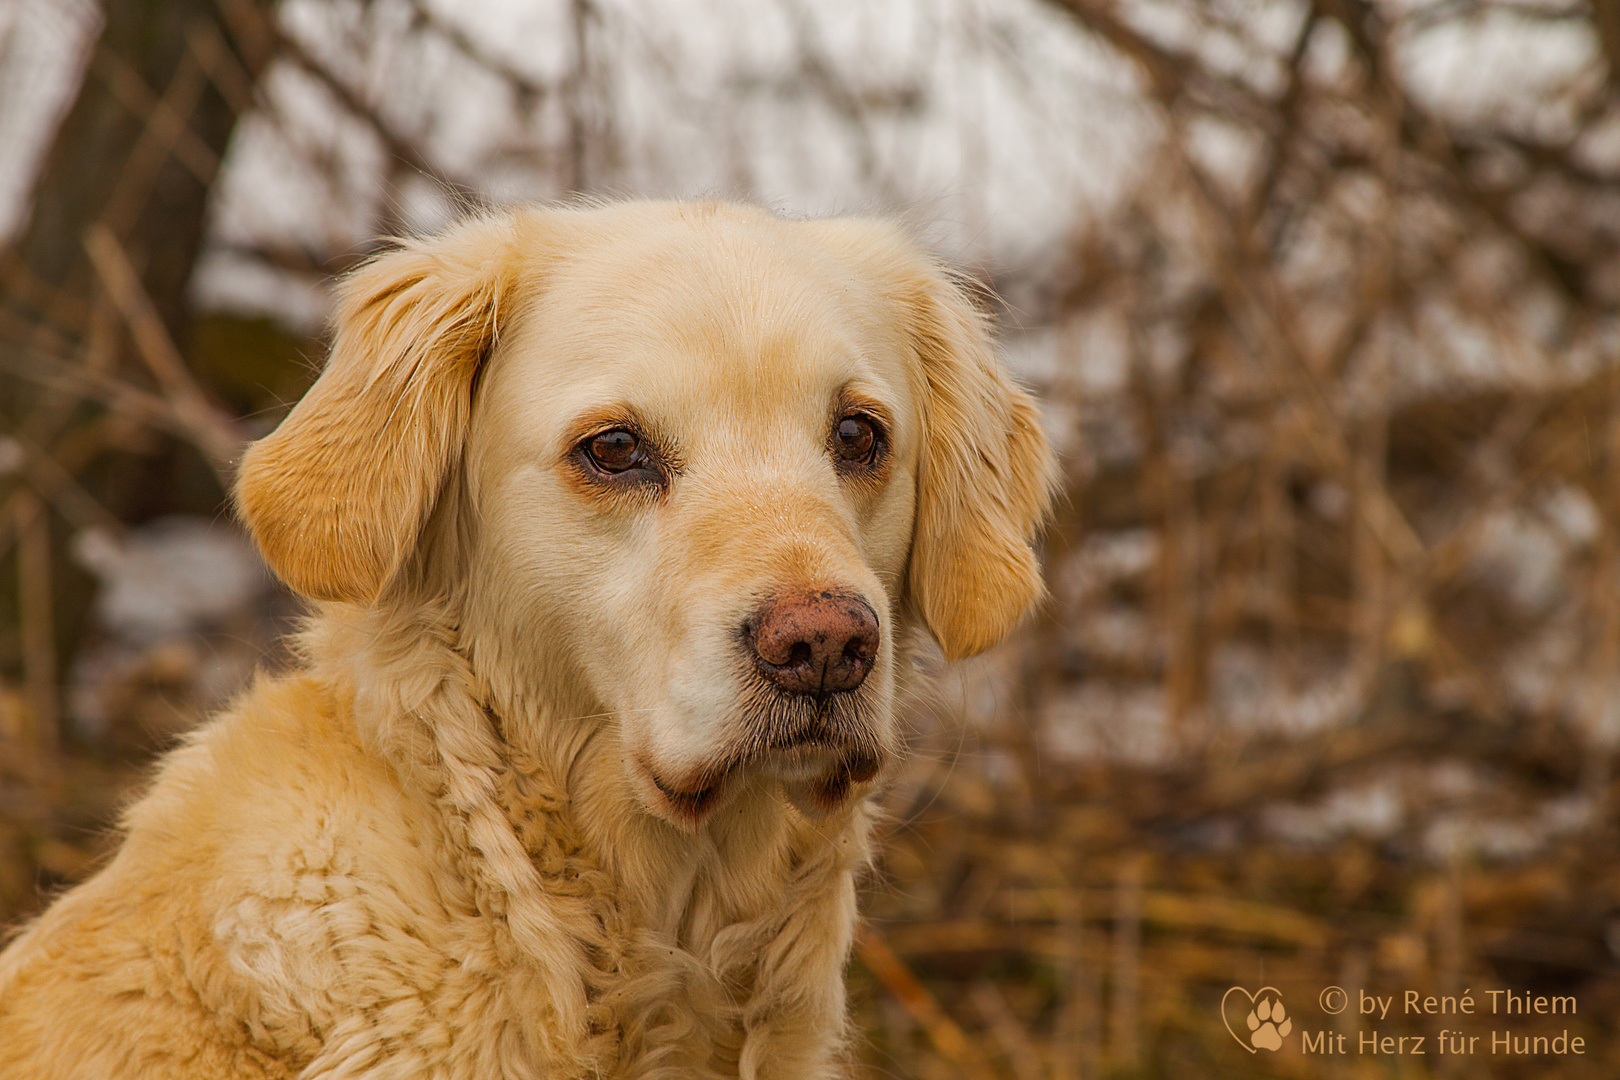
[[0, 200, 1055, 1079]]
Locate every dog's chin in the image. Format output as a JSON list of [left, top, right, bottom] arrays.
[[758, 743, 845, 784], [636, 743, 883, 828], [761, 745, 883, 819]]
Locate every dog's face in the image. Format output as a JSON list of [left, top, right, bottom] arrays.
[[235, 202, 1055, 827], [464, 216, 930, 820]]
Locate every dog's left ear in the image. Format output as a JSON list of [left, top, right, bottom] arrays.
[[808, 217, 1059, 660], [900, 261, 1059, 660], [235, 214, 526, 603]]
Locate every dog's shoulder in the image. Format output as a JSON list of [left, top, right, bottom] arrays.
[[126, 672, 428, 871], [0, 672, 489, 1078]]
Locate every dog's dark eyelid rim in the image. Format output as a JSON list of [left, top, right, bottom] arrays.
[[573, 424, 668, 482], [584, 428, 644, 470], [829, 381, 894, 441], [831, 410, 888, 467], [853, 412, 887, 442]]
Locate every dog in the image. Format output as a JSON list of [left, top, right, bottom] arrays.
[[0, 200, 1056, 1079]]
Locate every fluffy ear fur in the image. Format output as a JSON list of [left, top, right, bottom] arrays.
[[903, 263, 1058, 660], [235, 215, 525, 602], [811, 219, 1058, 660]]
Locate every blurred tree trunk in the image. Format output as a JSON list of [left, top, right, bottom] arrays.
[[0, 0, 277, 742], [2, 0, 273, 348]]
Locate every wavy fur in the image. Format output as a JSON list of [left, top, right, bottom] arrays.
[[0, 200, 1054, 1079]]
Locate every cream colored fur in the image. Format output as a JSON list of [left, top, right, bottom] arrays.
[[0, 201, 1056, 1079]]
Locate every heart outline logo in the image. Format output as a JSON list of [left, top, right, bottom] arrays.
[[1221, 985, 1291, 1053]]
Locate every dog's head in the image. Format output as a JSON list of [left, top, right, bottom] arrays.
[[236, 202, 1056, 826]]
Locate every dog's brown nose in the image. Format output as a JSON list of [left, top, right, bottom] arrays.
[[745, 589, 879, 695]]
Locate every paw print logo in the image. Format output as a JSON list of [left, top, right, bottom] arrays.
[[1221, 986, 1292, 1053]]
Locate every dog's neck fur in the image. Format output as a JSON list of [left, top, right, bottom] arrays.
[[300, 599, 871, 1074]]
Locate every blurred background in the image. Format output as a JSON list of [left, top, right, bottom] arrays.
[[2, 0, 1619, 1075]]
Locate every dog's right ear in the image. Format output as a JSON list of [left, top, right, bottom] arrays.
[[235, 214, 526, 603]]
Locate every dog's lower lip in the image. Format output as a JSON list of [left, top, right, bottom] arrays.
[[758, 742, 883, 785], [651, 771, 720, 818], [761, 744, 838, 782], [843, 752, 880, 783]]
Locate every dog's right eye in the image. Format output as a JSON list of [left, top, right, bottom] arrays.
[[584, 429, 645, 473]]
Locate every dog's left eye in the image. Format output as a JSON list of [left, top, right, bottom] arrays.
[[582, 428, 653, 477], [832, 414, 883, 467]]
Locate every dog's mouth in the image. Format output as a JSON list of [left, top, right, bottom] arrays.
[[642, 705, 887, 826], [647, 743, 883, 825], [649, 768, 728, 821], [759, 741, 876, 783], [772, 743, 883, 819], [635, 661, 891, 825]]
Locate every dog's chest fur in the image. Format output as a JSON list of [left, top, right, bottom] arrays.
[[493, 748, 863, 1078], [190, 665, 868, 1080]]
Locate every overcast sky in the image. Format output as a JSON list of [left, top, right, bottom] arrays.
[[0, 0, 1600, 334]]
